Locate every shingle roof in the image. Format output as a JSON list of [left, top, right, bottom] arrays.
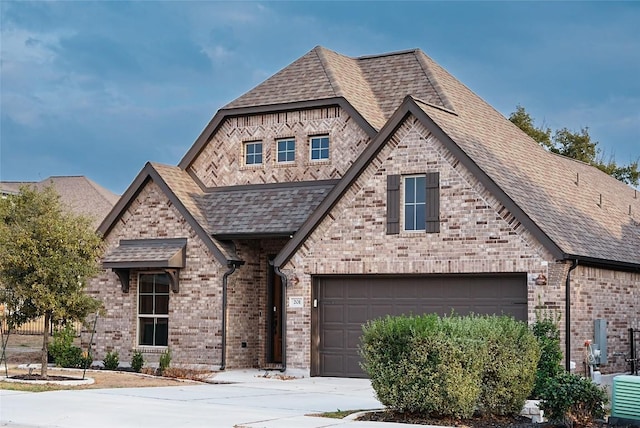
[[103, 238, 186, 268], [0, 176, 120, 229], [410, 50, 640, 266], [271, 47, 639, 269], [224, 46, 452, 131], [199, 181, 336, 237]]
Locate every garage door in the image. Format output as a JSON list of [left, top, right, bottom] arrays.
[[312, 274, 527, 377]]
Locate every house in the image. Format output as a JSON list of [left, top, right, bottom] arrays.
[[0, 176, 120, 230], [87, 47, 639, 378]]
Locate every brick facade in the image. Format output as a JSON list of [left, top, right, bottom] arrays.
[[91, 105, 639, 376], [84, 181, 227, 368], [189, 107, 371, 187]]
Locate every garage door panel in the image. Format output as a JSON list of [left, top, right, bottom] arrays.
[[347, 305, 370, 323], [316, 274, 527, 377]]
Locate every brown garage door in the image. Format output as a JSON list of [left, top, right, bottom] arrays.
[[312, 274, 527, 377]]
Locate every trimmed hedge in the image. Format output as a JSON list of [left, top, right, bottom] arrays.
[[360, 313, 540, 418]]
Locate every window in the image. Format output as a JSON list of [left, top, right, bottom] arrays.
[[138, 273, 169, 346], [404, 175, 427, 231], [387, 172, 440, 235], [310, 135, 329, 161], [277, 139, 295, 163], [244, 141, 263, 165]]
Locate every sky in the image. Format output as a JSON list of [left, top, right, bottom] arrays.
[[1, 1, 639, 195]]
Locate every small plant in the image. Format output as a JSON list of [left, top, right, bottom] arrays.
[[103, 350, 119, 370], [131, 350, 144, 373], [539, 371, 608, 427], [531, 306, 564, 398], [159, 348, 171, 375], [49, 324, 86, 368]]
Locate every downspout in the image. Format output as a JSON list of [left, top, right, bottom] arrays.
[[220, 261, 242, 371], [566, 259, 578, 371], [274, 266, 288, 372]]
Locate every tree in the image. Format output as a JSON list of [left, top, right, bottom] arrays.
[[0, 185, 103, 378], [509, 105, 639, 186]]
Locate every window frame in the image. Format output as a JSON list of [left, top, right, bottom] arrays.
[[243, 141, 263, 166], [137, 272, 170, 348], [309, 135, 330, 161], [403, 174, 427, 232], [276, 138, 296, 163]]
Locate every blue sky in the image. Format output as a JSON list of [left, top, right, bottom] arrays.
[[1, 1, 638, 194]]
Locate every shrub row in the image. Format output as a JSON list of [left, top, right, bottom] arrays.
[[359, 314, 540, 419]]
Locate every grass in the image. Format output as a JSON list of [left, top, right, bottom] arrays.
[[310, 409, 368, 419], [0, 382, 75, 393]]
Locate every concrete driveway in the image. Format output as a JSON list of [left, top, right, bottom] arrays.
[[0, 370, 422, 428]]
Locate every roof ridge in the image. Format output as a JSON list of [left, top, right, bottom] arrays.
[[414, 50, 456, 112], [356, 48, 421, 60], [313, 46, 342, 97]]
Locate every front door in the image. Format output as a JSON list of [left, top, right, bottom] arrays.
[[267, 262, 282, 363]]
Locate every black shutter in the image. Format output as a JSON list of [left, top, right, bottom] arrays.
[[426, 172, 440, 233], [386, 174, 400, 235]]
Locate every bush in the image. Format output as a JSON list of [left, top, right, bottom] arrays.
[[103, 351, 119, 370], [131, 350, 144, 373], [531, 309, 564, 398], [159, 348, 171, 375], [360, 313, 539, 419], [476, 316, 541, 415], [49, 324, 87, 368], [539, 371, 607, 427]]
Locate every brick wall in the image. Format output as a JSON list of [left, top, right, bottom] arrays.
[[570, 265, 640, 374], [281, 116, 556, 371], [188, 107, 371, 187], [83, 180, 226, 369]]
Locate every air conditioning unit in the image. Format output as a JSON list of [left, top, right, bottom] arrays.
[[609, 375, 640, 427]]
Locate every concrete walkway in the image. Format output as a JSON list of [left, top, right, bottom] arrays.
[[0, 369, 433, 428]]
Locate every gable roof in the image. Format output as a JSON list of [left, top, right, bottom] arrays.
[[105, 46, 638, 271], [99, 162, 337, 265], [0, 176, 120, 229], [273, 49, 639, 271]]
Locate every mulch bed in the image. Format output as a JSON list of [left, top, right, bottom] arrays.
[[9, 374, 82, 381], [358, 411, 549, 428]]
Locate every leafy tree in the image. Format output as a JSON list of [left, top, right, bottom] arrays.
[[509, 105, 639, 186], [0, 185, 103, 378]]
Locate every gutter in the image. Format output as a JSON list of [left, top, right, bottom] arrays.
[[273, 266, 288, 372], [566, 259, 578, 371], [220, 261, 244, 371]]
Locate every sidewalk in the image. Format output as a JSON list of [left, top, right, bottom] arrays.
[[0, 369, 435, 427]]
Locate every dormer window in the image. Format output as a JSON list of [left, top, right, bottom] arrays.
[[277, 139, 296, 163], [310, 135, 329, 161], [244, 141, 263, 165]]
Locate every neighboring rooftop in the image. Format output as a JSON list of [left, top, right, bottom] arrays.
[[0, 176, 120, 229]]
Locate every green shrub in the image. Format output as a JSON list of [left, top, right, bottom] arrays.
[[49, 324, 87, 368], [159, 348, 171, 375], [360, 313, 538, 419], [476, 316, 540, 415], [539, 371, 607, 427], [531, 309, 564, 398], [131, 350, 144, 373], [103, 351, 119, 370]]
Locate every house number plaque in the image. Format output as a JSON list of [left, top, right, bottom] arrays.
[[289, 297, 304, 308]]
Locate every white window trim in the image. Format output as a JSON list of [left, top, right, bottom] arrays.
[[402, 174, 427, 232], [243, 140, 264, 166], [309, 135, 330, 162], [276, 138, 296, 164]]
